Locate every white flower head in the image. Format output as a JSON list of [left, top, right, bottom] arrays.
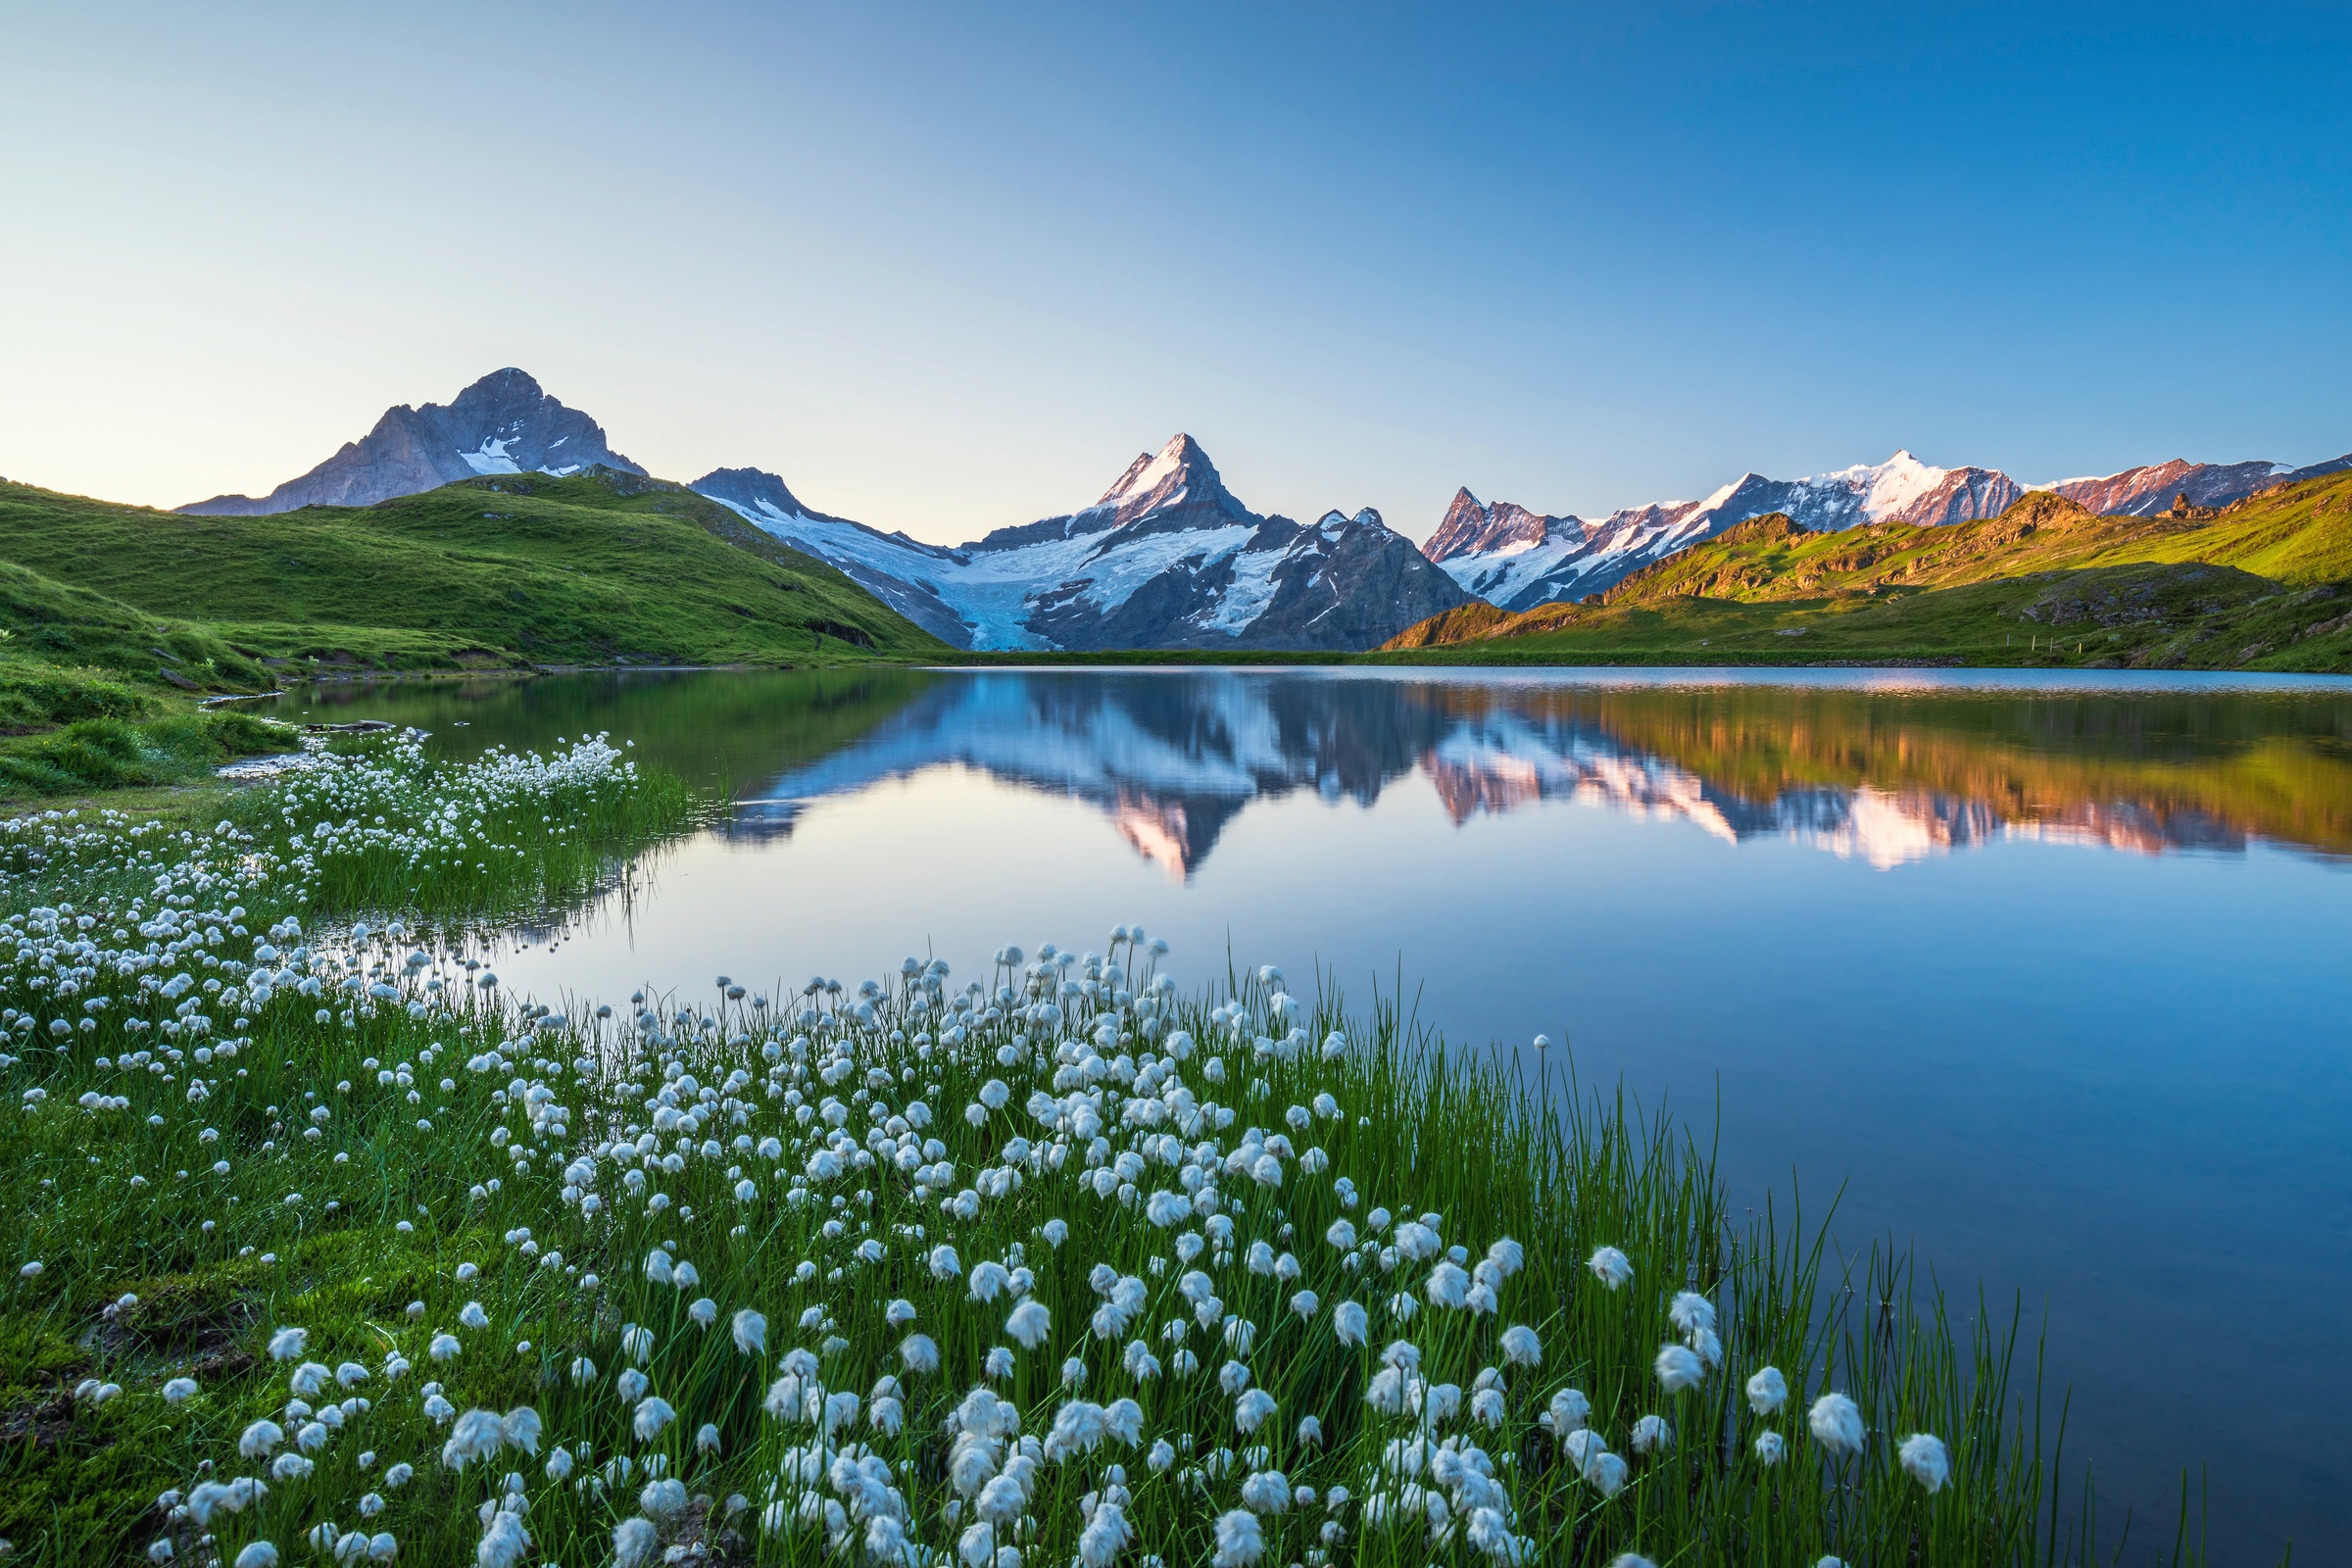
[[1586, 1247, 1633, 1291], [1654, 1344, 1704, 1393], [1899, 1432, 1950, 1493], [1808, 1392, 1865, 1456]]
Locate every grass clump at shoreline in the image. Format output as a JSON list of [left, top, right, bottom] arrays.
[[0, 730, 2191, 1565], [0, 707, 296, 804]]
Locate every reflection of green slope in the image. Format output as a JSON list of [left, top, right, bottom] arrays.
[[1425, 682, 2352, 857], [275, 668, 936, 796]]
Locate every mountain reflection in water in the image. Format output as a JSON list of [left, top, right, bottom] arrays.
[[260, 665, 2352, 1550], [717, 671, 2350, 872]]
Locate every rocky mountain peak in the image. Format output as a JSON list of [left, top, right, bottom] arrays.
[[1424, 488, 1559, 562], [692, 466, 809, 521], [1093, 432, 1234, 517], [177, 368, 642, 515]]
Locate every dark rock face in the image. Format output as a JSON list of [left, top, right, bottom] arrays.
[[178, 368, 642, 514]]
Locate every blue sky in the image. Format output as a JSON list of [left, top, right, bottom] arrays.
[[2, 1, 2346, 543]]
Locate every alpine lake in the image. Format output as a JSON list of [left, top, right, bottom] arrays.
[[259, 664, 2352, 1559]]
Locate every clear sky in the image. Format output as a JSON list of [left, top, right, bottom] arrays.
[[3, 1, 2347, 545]]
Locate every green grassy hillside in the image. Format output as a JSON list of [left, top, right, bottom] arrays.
[[0, 466, 950, 674], [1384, 471, 2352, 671], [1594, 472, 2352, 606]]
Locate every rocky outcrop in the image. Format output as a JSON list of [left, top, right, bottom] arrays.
[[179, 368, 643, 514]]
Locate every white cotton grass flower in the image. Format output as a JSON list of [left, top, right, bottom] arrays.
[[1005, 1299, 1051, 1349], [1425, 1260, 1470, 1309], [161, 1377, 199, 1404], [458, 1300, 491, 1330], [1754, 1428, 1786, 1465], [1235, 1388, 1278, 1433], [502, 1406, 542, 1455], [239, 1419, 284, 1457], [1333, 1300, 1368, 1346], [428, 1333, 462, 1362], [1809, 1392, 1866, 1456], [1546, 1387, 1592, 1434], [1499, 1324, 1541, 1367], [1654, 1344, 1705, 1392], [688, 1297, 717, 1327], [731, 1309, 766, 1356], [1668, 1290, 1716, 1338], [612, 1518, 659, 1568], [1587, 1247, 1633, 1290], [441, 1407, 505, 1470], [477, 1511, 529, 1568], [902, 1333, 941, 1375], [1212, 1508, 1263, 1568], [268, 1327, 308, 1362], [234, 1544, 280, 1568], [1630, 1414, 1673, 1454], [634, 1396, 675, 1441], [1899, 1432, 1951, 1493]]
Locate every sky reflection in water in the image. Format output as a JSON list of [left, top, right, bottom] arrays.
[[267, 666, 2352, 1558]]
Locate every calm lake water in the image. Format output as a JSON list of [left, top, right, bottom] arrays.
[[264, 666, 2352, 1559]]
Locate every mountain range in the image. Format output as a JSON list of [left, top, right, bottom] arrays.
[[172, 368, 2349, 649], [1428, 450, 2352, 611], [693, 436, 1469, 651]]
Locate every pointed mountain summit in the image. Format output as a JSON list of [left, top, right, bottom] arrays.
[[1424, 488, 1563, 562], [1091, 433, 1246, 520], [698, 431, 1466, 652], [179, 368, 644, 515], [968, 433, 1254, 554]]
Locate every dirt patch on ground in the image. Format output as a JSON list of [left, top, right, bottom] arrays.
[[0, 1391, 77, 1447], [85, 1276, 262, 1378]]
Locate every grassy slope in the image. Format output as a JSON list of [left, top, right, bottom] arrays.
[[0, 468, 951, 672], [1382, 473, 2352, 672], [0, 564, 276, 691]]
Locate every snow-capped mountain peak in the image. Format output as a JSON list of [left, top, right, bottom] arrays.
[[696, 436, 1466, 653], [1099, 432, 1212, 508], [1069, 432, 1253, 534]]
